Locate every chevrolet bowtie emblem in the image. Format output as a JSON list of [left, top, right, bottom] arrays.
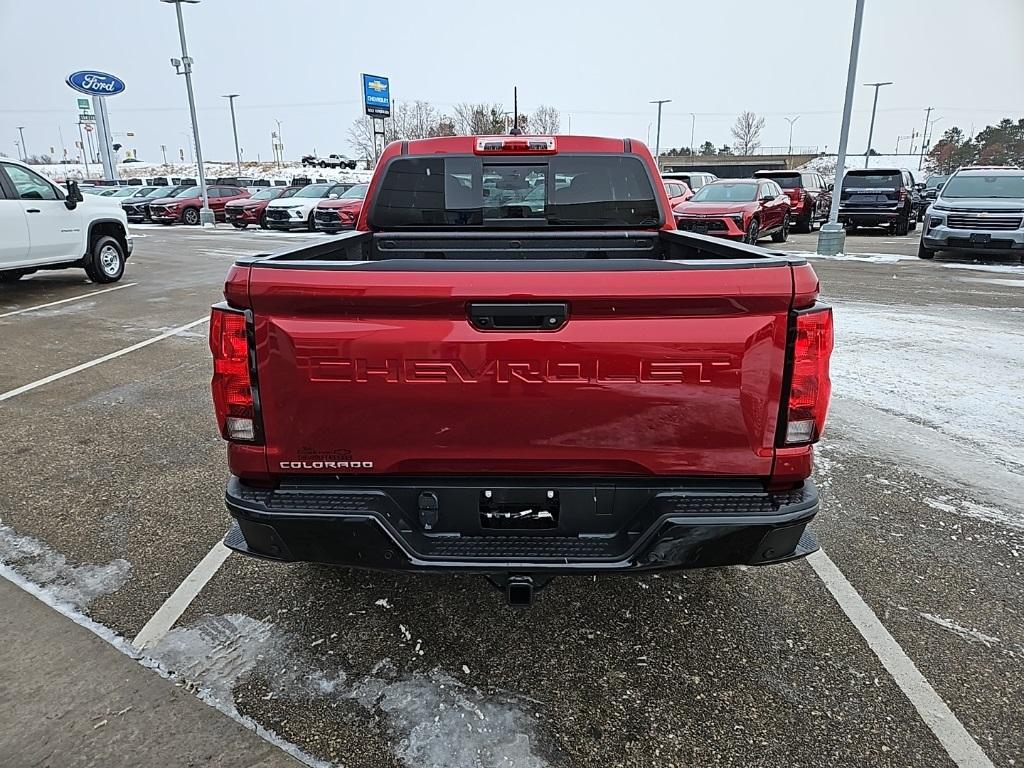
[[368, 80, 387, 92]]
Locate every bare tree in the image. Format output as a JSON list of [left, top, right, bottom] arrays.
[[531, 105, 560, 134], [350, 100, 461, 161], [731, 111, 766, 155], [347, 116, 376, 162], [453, 103, 507, 135]]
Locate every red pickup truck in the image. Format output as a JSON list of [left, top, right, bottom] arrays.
[[210, 135, 833, 605]]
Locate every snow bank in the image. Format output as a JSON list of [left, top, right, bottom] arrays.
[[833, 301, 1024, 475]]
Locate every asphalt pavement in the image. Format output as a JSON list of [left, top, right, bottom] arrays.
[[0, 222, 1021, 768]]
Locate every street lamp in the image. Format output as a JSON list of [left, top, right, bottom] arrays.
[[862, 81, 893, 167], [275, 119, 284, 166], [163, 0, 214, 226], [785, 116, 801, 155], [223, 94, 242, 175], [689, 113, 696, 157], [817, 0, 866, 256], [16, 126, 27, 160], [650, 99, 671, 168]]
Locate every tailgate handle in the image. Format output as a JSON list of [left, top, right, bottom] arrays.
[[468, 302, 568, 331]]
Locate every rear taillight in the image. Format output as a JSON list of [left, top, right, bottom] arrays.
[[783, 306, 833, 445], [210, 305, 260, 442], [787, 188, 802, 204], [897, 187, 907, 202]]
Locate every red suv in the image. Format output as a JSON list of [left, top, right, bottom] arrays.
[[313, 183, 369, 233], [663, 179, 693, 207], [224, 186, 302, 230], [754, 170, 832, 233], [673, 179, 791, 244], [149, 185, 250, 225]]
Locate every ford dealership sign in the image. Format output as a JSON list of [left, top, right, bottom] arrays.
[[66, 71, 125, 96]]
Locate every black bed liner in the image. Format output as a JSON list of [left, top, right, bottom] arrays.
[[235, 229, 806, 269]]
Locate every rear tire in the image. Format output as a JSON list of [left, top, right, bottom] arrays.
[[796, 210, 813, 234], [307, 211, 316, 232], [895, 209, 910, 236], [84, 235, 126, 284], [771, 214, 790, 243], [260, 212, 269, 230], [318, 160, 327, 168], [181, 207, 200, 226], [917, 240, 935, 260], [743, 218, 760, 244]]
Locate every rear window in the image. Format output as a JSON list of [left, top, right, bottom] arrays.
[[843, 172, 902, 189], [926, 175, 950, 189], [294, 184, 334, 198], [370, 155, 660, 228], [758, 173, 801, 189], [249, 188, 283, 200], [940, 174, 1024, 199]]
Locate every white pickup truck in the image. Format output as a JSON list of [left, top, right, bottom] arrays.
[[0, 158, 132, 283]]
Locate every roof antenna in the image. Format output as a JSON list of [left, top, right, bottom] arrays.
[[509, 86, 522, 135]]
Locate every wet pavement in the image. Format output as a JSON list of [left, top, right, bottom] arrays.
[[1, 223, 1021, 767]]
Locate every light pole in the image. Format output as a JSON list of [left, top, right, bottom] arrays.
[[78, 121, 91, 178], [275, 119, 284, 165], [862, 81, 892, 167], [896, 132, 915, 154], [689, 113, 696, 157], [818, 0, 866, 256], [163, 0, 214, 226], [223, 94, 242, 175], [650, 99, 671, 168], [921, 116, 943, 171], [16, 126, 27, 160], [917, 106, 933, 172], [785, 116, 801, 155]]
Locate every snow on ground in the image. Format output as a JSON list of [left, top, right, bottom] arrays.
[[785, 250, 917, 264], [939, 262, 1023, 275], [833, 301, 1024, 476]]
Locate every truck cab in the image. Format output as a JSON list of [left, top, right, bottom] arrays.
[[0, 158, 132, 283]]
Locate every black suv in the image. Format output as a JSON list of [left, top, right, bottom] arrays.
[[838, 168, 920, 235], [754, 170, 833, 233]]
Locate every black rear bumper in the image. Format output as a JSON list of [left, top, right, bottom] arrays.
[[224, 476, 820, 574]]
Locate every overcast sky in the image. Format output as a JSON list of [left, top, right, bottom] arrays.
[[1, 0, 1022, 164]]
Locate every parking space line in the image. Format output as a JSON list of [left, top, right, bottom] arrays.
[[808, 550, 995, 768], [0, 283, 137, 319], [0, 316, 209, 402], [132, 542, 231, 650]]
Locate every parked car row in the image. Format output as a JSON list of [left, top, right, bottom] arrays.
[[109, 177, 370, 233], [672, 178, 793, 244]]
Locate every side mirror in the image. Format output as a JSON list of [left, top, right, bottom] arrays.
[[761, 195, 775, 202], [65, 179, 83, 209], [328, 193, 339, 199], [827, 183, 834, 191]]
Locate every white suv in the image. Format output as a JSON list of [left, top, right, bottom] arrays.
[[263, 182, 351, 231], [0, 158, 133, 283]]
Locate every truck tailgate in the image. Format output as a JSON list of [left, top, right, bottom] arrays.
[[247, 264, 794, 477]]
